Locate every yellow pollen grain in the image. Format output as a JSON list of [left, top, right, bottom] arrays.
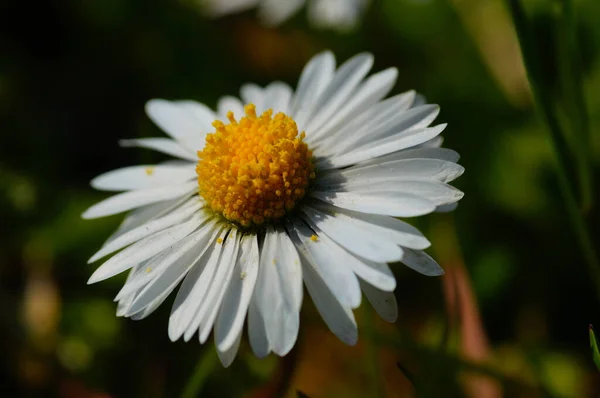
[[145, 267, 152, 273], [197, 103, 315, 227], [145, 167, 155, 176], [217, 237, 223, 244], [310, 235, 319, 242]]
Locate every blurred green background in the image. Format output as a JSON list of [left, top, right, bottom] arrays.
[[1, 0, 600, 397]]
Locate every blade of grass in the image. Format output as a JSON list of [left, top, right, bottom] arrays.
[[556, 0, 593, 212], [506, 0, 600, 304]]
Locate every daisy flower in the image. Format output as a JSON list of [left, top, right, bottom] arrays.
[[83, 51, 464, 367], [201, 0, 369, 31]]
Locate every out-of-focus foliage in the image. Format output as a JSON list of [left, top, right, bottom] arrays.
[[1, 0, 600, 396], [590, 326, 600, 372]]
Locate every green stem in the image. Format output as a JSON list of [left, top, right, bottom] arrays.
[[363, 305, 385, 398], [180, 349, 218, 398], [506, 0, 600, 303], [556, 0, 593, 212], [589, 325, 600, 372]]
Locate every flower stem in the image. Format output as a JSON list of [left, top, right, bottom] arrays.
[[180, 349, 218, 398], [506, 0, 600, 301], [363, 305, 385, 398]]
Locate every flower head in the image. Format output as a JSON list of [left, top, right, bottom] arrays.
[[201, 0, 369, 31], [83, 51, 464, 367]]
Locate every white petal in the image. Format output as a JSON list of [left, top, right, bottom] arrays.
[[217, 96, 245, 121], [305, 53, 374, 138], [100, 198, 184, 247], [91, 164, 197, 192], [308, 0, 366, 30], [300, 206, 403, 263], [318, 159, 465, 187], [308, 201, 431, 250], [145, 99, 214, 152], [360, 280, 397, 323], [115, 261, 147, 316], [436, 203, 458, 212], [89, 199, 203, 263], [401, 248, 444, 276], [248, 298, 271, 358], [117, 294, 136, 317], [351, 147, 461, 168], [216, 327, 242, 368], [338, 104, 440, 153], [262, 81, 293, 114], [202, 0, 260, 16], [168, 227, 227, 341], [215, 235, 259, 352], [296, 215, 396, 291], [114, 249, 176, 301], [254, 227, 301, 356], [117, 243, 205, 320], [309, 191, 436, 217], [125, 223, 221, 317], [82, 181, 197, 219], [349, 257, 396, 292], [258, 0, 304, 25], [312, 91, 416, 152], [299, 251, 358, 345], [287, 218, 361, 309], [114, 222, 215, 301], [412, 93, 427, 107], [196, 231, 241, 344], [314, 67, 398, 139], [290, 51, 336, 131], [178, 100, 218, 135], [175, 229, 239, 342], [416, 135, 444, 148], [87, 214, 203, 284], [240, 84, 266, 114], [276, 229, 304, 311], [318, 124, 447, 169], [119, 138, 197, 161], [322, 180, 464, 206], [129, 285, 173, 320]]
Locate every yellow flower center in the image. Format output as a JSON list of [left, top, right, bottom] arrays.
[[197, 104, 315, 228]]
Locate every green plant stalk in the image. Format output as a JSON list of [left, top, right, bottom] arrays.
[[363, 305, 386, 398], [556, 0, 593, 212], [506, 0, 600, 302], [589, 325, 600, 372], [180, 349, 218, 398]]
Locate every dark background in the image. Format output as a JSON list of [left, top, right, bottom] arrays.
[[1, 0, 600, 396]]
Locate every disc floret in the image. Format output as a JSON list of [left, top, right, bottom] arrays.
[[197, 104, 315, 228]]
